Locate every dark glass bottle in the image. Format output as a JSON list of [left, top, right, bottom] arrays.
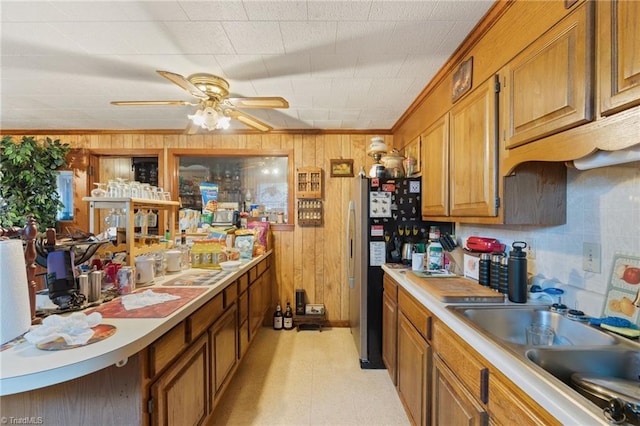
[[508, 241, 528, 303], [283, 302, 294, 330], [273, 303, 283, 330]]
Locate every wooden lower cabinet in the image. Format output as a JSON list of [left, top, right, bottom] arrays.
[[433, 321, 559, 426], [149, 334, 209, 426], [432, 354, 487, 426], [211, 303, 238, 403], [382, 275, 398, 384], [397, 312, 431, 426]]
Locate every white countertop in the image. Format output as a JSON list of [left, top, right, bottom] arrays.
[[0, 254, 267, 397], [382, 265, 613, 426]]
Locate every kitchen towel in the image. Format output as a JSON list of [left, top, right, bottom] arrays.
[[121, 289, 180, 311], [0, 239, 32, 344]]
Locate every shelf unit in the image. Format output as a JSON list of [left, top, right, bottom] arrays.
[[297, 200, 323, 226], [296, 167, 322, 199], [296, 167, 323, 226], [84, 197, 179, 266]]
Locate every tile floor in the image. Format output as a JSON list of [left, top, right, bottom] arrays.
[[212, 327, 411, 426]]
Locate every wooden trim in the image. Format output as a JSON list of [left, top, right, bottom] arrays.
[[2, 128, 394, 136]]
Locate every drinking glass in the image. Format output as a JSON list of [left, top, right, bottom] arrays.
[[91, 182, 107, 197]]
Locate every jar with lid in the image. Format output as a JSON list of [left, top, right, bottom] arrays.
[[381, 149, 405, 178], [426, 240, 443, 271]]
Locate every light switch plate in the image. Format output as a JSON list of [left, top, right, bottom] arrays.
[[582, 242, 601, 273]]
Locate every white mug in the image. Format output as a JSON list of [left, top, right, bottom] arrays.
[[165, 250, 182, 272], [135, 257, 155, 284], [412, 253, 426, 271]]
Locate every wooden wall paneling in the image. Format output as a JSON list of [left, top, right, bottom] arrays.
[[245, 134, 262, 150], [261, 134, 281, 150], [296, 135, 318, 307], [323, 134, 345, 322], [314, 135, 325, 305]]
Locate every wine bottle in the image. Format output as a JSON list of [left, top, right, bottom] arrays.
[[283, 302, 294, 330], [273, 303, 283, 330]]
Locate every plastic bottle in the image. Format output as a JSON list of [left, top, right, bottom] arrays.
[[426, 240, 443, 271], [508, 241, 528, 303], [273, 303, 283, 330], [283, 302, 294, 330]]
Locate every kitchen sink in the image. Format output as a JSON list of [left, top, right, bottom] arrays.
[[526, 348, 640, 384], [450, 305, 618, 347]]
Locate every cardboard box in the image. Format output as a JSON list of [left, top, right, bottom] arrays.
[[464, 253, 480, 281]]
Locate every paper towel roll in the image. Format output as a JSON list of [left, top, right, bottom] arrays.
[[0, 239, 32, 344]]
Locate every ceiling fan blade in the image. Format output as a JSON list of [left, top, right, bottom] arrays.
[[157, 70, 209, 100], [186, 119, 200, 135], [226, 97, 289, 109], [111, 100, 197, 106], [226, 110, 273, 132]]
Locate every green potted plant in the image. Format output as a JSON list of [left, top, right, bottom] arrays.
[[0, 135, 70, 229]]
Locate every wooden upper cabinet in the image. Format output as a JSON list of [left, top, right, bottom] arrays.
[[599, 0, 640, 116], [421, 115, 449, 217], [500, 1, 595, 149], [449, 77, 498, 217]]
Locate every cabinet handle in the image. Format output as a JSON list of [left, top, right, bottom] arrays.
[[426, 316, 432, 341], [480, 368, 489, 404]]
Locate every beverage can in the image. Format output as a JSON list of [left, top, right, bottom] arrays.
[[117, 266, 134, 295]]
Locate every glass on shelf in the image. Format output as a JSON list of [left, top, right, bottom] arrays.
[[91, 182, 107, 197]]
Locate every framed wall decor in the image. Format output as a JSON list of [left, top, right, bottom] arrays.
[[330, 159, 354, 177], [452, 57, 473, 102]]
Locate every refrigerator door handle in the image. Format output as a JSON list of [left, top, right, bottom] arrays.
[[347, 200, 356, 289]]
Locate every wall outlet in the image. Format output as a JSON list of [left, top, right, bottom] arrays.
[[527, 239, 537, 260], [582, 242, 601, 273]]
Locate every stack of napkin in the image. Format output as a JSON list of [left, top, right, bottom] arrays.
[[24, 312, 102, 346]]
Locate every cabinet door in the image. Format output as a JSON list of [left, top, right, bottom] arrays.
[[432, 355, 488, 426], [149, 334, 209, 426], [421, 114, 450, 217], [600, 0, 640, 116], [382, 292, 398, 384], [397, 313, 430, 426], [212, 305, 238, 401], [450, 78, 498, 217], [248, 275, 263, 339], [501, 2, 594, 148]]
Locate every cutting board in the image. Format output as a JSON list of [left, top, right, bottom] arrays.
[[406, 271, 504, 303]]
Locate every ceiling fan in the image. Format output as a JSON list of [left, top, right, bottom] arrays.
[[111, 70, 289, 133]]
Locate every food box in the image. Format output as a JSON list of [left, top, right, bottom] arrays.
[[464, 253, 480, 281]]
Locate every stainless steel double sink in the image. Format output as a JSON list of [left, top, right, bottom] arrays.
[[447, 304, 640, 422]]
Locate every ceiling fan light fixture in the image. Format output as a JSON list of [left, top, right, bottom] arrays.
[[189, 106, 231, 131]]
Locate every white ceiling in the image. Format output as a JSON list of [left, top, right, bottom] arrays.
[[0, 0, 494, 132]]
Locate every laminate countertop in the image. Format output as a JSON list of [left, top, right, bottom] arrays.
[[0, 253, 269, 397], [383, 265, 620, 426]]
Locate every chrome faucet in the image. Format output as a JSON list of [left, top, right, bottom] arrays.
[[633, 288, 640, 308]]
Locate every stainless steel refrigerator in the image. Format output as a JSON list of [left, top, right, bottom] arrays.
[[347, 174, 427, 369]]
